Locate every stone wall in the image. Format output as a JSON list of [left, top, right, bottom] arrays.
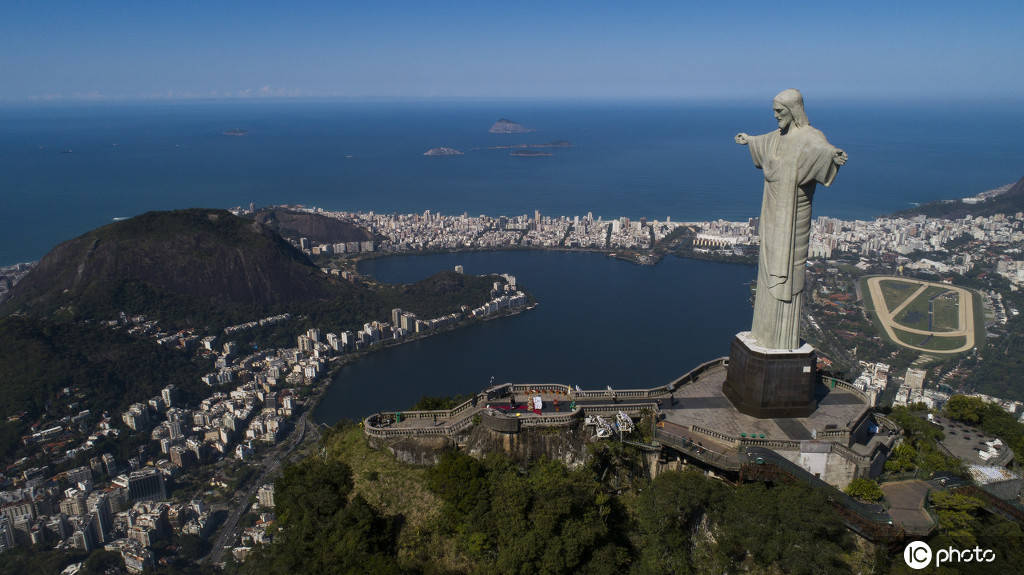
[[461, 423, 591, 469], [367, 422, 594, 469]]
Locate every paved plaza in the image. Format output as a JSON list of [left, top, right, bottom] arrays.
[[661, 363, 870, 441], [881, 480, 936, 536]]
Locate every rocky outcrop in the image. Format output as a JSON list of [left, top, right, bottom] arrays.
[[373, 436, 454, 466], [461, 422, 591, 469], [423, 147, 463, 156], [367, 422, 593, 469], [488, 118, 534, 134]]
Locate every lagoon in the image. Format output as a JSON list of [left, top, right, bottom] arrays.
[[314, 250, 755, 423]]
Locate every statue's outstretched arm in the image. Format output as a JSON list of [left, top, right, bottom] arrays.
[[735, 133, 750, 145]]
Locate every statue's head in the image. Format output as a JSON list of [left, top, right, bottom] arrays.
[[772, 89, 808, 131]]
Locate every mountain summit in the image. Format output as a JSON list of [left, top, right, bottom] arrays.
[[3, 209, 357, 325]]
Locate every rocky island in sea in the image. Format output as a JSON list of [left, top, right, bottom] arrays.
[[222, 128, 248, 136], [423, 147, 464, 156], [488, 118, 534, 134]]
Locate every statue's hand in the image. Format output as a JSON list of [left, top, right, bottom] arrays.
[[735, 133, 749, 145], [833, 148, 848, 166]]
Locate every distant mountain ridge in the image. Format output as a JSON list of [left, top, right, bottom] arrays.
[[2, 208, 503, 332], [893, 176, 1024, 219], [2, 209, 360, 326]]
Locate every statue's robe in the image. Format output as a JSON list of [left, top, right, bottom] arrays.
[[746, 125, 839, 349]]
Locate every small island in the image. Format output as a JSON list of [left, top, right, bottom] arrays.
[[510, 150, 552, 157], [223, 129, 248, 136], [489, 118, 534, 134], [423, 147, 464, 156]]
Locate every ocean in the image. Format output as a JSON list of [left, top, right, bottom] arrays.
[[2, 99, 1023, 266]]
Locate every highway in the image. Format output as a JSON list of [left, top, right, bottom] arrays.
[[203, 410, 320, 565]]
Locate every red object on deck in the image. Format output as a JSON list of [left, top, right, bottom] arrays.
[[533, 409, 542, 415]]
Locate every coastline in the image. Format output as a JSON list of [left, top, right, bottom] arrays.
[[341, 244, 756, 270], [311, 301, 538, 424]]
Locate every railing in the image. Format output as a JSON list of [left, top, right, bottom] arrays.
[[620, 438, 661, 451], [363, 400, 482, 438], [365, 402, 586, 438], [510, 383, 573, 395], [872, 414, 904, 453], [933, 439, 958, 460], [364, 357, 730, 440], [690, 424, 736, 444], [573, 388, 660, 400], [821, 376, 871, 404], [738, 437, 802, 450], [954, 485, 1024, 523], [655, 428, 740, 470], [739, 447, 900, 541], [367, 358, 887, 447], [364, 424, 454, 438], [520, 412, 579, 427], [449, 416, 477, 434], [580, 403, 657, 418], [449, 397, 478, 418], [832, 442, 872, 465], [665, 357, 729, 392]]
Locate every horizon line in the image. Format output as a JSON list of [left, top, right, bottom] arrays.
[[3, 93, 1024, 107]]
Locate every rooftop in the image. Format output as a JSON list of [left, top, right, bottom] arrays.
[[932, 415, 1014, 467]]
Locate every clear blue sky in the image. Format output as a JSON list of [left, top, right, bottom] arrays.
[[3, 1, 1021, 102]]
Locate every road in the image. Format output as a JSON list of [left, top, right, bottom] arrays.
[[203, 410, 320, 565], [865, 276, 975, 353]]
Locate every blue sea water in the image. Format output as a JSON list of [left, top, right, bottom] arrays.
[[314, 251, 755, 423], [2, 99, 1023, 266]]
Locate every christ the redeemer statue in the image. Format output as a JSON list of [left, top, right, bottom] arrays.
[[735, 89, 847, 350]]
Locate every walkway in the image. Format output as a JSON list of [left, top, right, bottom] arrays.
[[880, 480, 935, 537]]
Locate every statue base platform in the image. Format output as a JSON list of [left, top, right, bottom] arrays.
[[723, 332, 817, 418]]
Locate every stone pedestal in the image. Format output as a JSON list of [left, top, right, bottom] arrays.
[[723, 331, 817, 418]]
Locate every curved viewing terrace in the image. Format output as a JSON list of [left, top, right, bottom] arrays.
[[362, 355, 906, 540], [362, 357, 886, 464]]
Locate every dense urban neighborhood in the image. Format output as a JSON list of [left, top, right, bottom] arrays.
[[3, 178, 1024, 572]]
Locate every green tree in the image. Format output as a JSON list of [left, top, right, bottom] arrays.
[[426, 450, 490, 524], [844, 478, 883, 502], [944, 395, 987, 424], [632, 470, 725, 575], [425, 452, 630, 575], [250, 457, 401, 575], [713, 483, 851, 575], [887, 406, 943, 442], [930, 490, 983, 547], [885, 443, 918, 473], [411, 394, 473, 411], [0, 547, 84, 575], [81, 550, 125, 574]]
